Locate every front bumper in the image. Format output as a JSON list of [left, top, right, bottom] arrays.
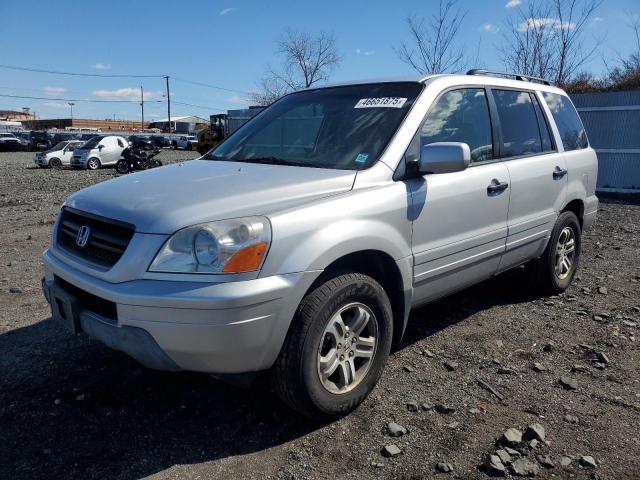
[[34, 155, 48, 166], [42, 249, 320, 373]]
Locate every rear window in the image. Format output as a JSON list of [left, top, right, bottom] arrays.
[[493, 90, 542, 158], [542, 92, 588, 151]]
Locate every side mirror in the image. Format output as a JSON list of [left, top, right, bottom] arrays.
[[98, 144, 104, 150], [419, 142, 470, 174]]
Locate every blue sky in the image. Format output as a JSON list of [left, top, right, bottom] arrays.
[[1, 0, 638, 121]]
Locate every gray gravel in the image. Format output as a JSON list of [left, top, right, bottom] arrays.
[[1, 151, 639, 479]]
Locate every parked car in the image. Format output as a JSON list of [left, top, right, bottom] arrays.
[[29, 131, 53, 151], [33, 140, 84, 168], [0, 132, 27, 151], [71, 135, 129, 170], [41, 71, 597, 419], [171, 135, 197, 150]]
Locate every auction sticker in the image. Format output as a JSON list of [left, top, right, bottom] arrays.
[[354, 97, 408, 108]]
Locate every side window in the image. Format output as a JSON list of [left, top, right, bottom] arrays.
[[492, 89, 542, 158], [531, 94, 554, 152], [542, 92, 588, 151], [117, 138, 124, 148], [410, 88, 494, 164]]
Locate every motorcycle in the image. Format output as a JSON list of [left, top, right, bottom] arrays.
[[115, 146, 162, 174]]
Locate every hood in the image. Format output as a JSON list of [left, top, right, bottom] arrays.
[[65, 159, 356, 233]]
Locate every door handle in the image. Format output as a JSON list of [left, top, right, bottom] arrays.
[[553, 166, 568, 179], [487, 179, 509, 194]]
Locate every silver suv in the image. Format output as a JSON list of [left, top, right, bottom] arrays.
[[41, 71, 598, 418]]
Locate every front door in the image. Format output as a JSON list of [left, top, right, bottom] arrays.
[[407, 87, 510, 306], [487, 88, 568, 271]]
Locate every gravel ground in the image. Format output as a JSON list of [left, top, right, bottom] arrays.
[[0, 151, 639, 480]]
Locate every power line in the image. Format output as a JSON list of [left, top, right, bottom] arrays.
[[172, 100, 228, 111], [172, 76, 250, 95], [0, 93, 163, 104], [0, 64, 162, 78]]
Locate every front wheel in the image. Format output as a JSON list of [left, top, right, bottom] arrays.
[[86, 157, 101, 170], [529, 211, 581, 294], [272, 272, 393, 419], [115, 159, 130, 174], [49, 158, 62, 169]]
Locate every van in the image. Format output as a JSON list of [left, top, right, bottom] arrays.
[[42, 70, 597, 418]]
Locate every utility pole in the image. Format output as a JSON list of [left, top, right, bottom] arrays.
[[140, 85, 144, 131], [68, 102, 75, 121], [164, 75, 172, 133]]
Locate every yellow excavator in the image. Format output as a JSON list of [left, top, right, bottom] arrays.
[[197, 114, 227, 155]]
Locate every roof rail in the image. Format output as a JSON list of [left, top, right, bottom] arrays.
[[466, 69, 552, 86]]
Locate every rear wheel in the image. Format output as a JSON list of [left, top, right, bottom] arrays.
[[49, 158, 62, 169], [529, 211, 581, 294], [272, 272, 393, 419], [86, 157, 101, 170]]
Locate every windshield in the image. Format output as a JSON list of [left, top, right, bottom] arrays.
[[204, 82, 423, 170], [80, 136, 103, 149], [51, 141, 68, 151]]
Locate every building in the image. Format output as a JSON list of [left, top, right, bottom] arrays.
[[0, 110, 37, 122], [21, 118, 148, 132], [148, 115, 209, 134]]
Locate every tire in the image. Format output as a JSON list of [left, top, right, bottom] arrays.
[[115, 159, 130, 174], [272, 272, 393, 419], [49, 158, 62, 169], [186, 142, 192, 151], [171, 142, 177, 150], [86, 157, 101, 170], [529, 211, 581, 295]]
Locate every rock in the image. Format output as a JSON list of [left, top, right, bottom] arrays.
[[559, 376, 578, 390], [422, 349, 435, 358], [511, 458, 540, 477], [9, 287, 22, 294], [528, 439, 539, 449], [495, 449, 513, 465], [504, 447, 520, 456], [500, 428, 523, 447], [406, 401, 419, 412], [387, 422, 407, 437], [594, 362, 606, 370], [593, 315, 604, 322], [580, 455, 597, 468], [524, 423, 545, 442], [53, 399, 61, 405], [421, 402, 434, 411], [497, 367, 516, 375], [75, 393, 85, 401], [403, 365, 415, 372], [571, 364, 589, 372], [484, 454, 506, 477], [436, 462, 453, 473], [543, 341, 555, 352], [434, 403, 455, 414], [563, 414, 579, 424], [443, 360, 458, 371], [622, 320, 638, 328], [560, 456, 573, 467], [595, 351, 610, 364], [537, 454, 555, 469], [532, 362, 547, 372], [598, 286, 608, 295], [381, 444, 402, 458]]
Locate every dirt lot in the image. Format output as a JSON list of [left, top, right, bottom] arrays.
[[0, 151, 638, 480]]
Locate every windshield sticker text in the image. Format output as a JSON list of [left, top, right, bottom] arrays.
[[354, 97, 408, 109]]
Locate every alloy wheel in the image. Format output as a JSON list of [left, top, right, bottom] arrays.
[[555, 226, 576, 280]]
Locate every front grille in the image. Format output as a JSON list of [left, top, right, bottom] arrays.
[[56, 207, 135, 268]]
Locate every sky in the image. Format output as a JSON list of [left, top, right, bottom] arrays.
[[1, 0, 638, 122]]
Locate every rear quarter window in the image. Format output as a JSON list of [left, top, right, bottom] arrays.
[[542, 92, 588, 151]]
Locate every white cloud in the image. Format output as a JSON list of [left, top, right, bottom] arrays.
[[44, 86, 66, 95], [92, 88, 160, 101], [93, 63, 111, 70], [480, 23, 499, 33], [44, 102, 68, 109], [592, 16, 604, 22], [227, 94, 250, 105], [355, 48, 375, 56], [219, 7, 234, 16], [505, 0, 521, 8], [517, 17, 575, 32]]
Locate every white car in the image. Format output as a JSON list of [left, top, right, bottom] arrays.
[[71, 135, 129, 170], [0, 132, 26, 151], [171, 135, 197, 150], [34, 140, 84, 168]]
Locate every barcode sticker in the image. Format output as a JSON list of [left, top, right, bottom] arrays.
[[354, 97, 408, 109]]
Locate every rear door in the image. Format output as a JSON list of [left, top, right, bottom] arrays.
[[488, 88, 567, 271], [408, 87, 511, 305]]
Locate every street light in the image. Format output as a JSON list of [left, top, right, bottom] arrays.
[[67, 102, 75, 121]]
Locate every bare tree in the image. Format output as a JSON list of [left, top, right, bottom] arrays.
[[251, 29, 341, 105], [396, 0, 468, 75], [500, 0, 602, 84]]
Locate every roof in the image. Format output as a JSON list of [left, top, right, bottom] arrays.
[[150, 115, 209, 123]]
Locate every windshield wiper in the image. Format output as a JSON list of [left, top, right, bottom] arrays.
[[235, 157, 325, 168]]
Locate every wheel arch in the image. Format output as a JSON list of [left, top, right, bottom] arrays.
[[561, 198, 585, 228]]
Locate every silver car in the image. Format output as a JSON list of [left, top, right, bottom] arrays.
[[34, 140, 84, 168], [71, 135, 129, 170], [41, 71, 597, 418]]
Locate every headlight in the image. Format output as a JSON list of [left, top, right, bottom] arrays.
[[148, 217, 271, 274]]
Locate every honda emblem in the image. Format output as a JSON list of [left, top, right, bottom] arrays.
[[76, 225, 91, 248]]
